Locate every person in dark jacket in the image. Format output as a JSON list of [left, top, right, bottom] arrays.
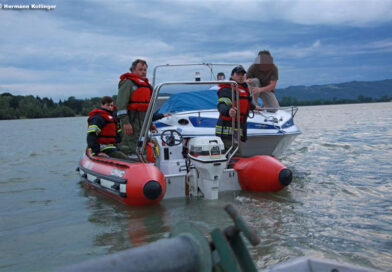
[[216, 65, 261, 152], [246, 50, 280, 112], [87, 96, 128, 159], [217, 72, 226, 81]]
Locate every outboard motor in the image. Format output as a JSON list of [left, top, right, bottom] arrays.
[[186, 137, 227, 199]]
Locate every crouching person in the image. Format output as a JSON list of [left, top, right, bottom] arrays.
[[87, 96, 129, 159]]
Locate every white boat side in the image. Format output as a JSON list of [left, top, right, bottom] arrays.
[[154, 107, 301, 157]]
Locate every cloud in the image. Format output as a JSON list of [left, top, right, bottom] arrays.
[[369, 38, 392, 51], [0, 67, 50, 82], [210, 0, 392, 26], [270, 40, 325, 59], [112, 0, 392, 27], [1, 0, 392, 99], [113, 0, 392, 26], [0, 82, 108, 99], [272, 0, 392, 26]]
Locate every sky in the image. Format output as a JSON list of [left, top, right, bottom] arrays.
[[0, 0, 392, 100]]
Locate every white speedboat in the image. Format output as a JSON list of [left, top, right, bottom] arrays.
[[154, 88, 301, 157]]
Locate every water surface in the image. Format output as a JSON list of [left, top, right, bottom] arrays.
[[0, 102, 391, 271]]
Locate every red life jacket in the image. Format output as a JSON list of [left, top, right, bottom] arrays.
[[88, 108, 117, 145], [218, 83, 252, 122], [120, 73, 152, 112]]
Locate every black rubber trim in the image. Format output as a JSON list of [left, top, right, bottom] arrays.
[[143, 180, 162, 200], [79, 168, 127, 198], [82, 177, 127, 198], [79, 165, 127, 184], [119, 192, 127, 198], [164, 148, 169, 160]]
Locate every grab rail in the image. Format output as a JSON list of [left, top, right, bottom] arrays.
[[152, 63, 240, 87], [136, 81, 241, 164], [162, 106, 298, 120]]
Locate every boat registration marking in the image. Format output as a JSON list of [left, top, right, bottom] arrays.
[[110, 168, 125, 178], [83, 161, 94, 170]]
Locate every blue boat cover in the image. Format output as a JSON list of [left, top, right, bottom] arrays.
[[158, 89, 218, 113]]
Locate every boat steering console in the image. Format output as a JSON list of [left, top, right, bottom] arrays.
[[160, 129, 184, 146]]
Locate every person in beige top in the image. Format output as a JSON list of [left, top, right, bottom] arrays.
[[246, 50, 280, 112]]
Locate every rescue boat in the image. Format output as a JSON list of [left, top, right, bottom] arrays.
[[77, 63, 296, 205]]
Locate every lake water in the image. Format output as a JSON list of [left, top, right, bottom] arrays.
[[0, 102, 391, 271]]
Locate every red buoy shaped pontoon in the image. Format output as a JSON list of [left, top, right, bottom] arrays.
[[78, 150, 166, 206], [232, 155, 292, 192]]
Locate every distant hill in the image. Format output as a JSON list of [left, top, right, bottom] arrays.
[[276, 79, 392, 101], [1, 79, 391, 120], [160, 79, 392, 101]]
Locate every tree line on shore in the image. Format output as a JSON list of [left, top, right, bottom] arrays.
[[0, 92, 391, 120], [0, 93, 102, 120]]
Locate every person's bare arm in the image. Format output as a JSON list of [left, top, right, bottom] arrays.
[[252, 80, 277, 94], [252, 94, 260, 107]]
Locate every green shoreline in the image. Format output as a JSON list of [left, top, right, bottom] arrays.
[[1, 92, 391, 120]]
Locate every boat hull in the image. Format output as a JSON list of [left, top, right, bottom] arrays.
[[155, 109, 301, 157], [78, 153, 166, 206], [242, 132, 299, 157]]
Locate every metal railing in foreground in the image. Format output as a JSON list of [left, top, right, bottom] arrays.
[[53, 204, 382, 272], [54, 204, 259, 272]]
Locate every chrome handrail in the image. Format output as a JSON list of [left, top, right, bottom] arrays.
[[176, 106, 299, 117], [152, 63, 240, 87], [136, 81, 241, 164], [255, 106, 298, 119]]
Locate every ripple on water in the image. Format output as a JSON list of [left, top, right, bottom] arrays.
[[28, 152, 40, 157], [1, 106, 392, 272], [296, 146, 309, 153], [320, 142, 352, 149], [27, 199, 53, 206], [0, 187, 45, 194], [0, 177, 26, 185]]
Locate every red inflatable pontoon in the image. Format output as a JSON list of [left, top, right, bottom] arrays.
[[232, 155, 292, 192], [78, 150, 166, 206]]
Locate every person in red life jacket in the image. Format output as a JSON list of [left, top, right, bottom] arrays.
[[116, 59, 170, 155], [216, 65, 261, 153], [87, 96, 128, 159]]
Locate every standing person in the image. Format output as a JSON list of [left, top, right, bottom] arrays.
[[246, 50, 280, 111], [87, 96, 128, 159], [116, 59, 169, 155], [217, 72, 226, 81], [216, 65, 261, 152]]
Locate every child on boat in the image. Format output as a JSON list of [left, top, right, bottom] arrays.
[[87, 96, 129, 159]]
